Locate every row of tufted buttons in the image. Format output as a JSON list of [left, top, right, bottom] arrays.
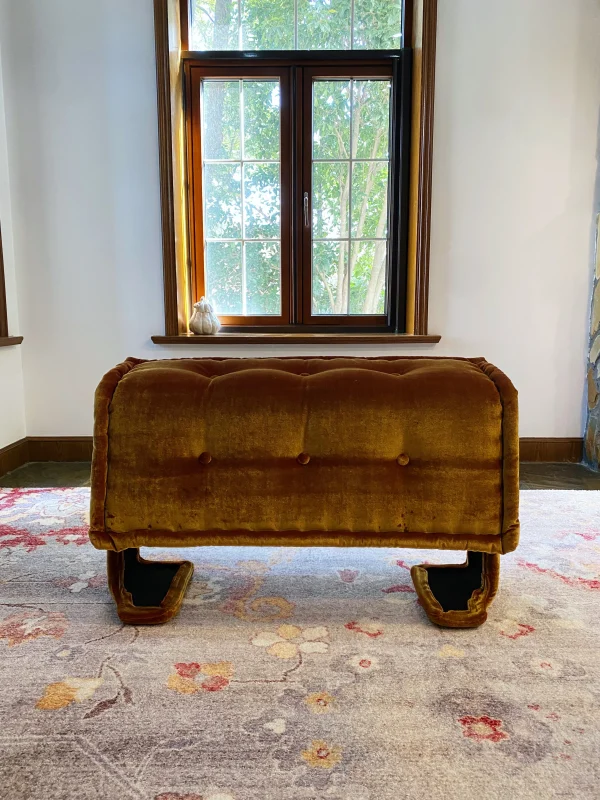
[[199, 452, 410, 466]]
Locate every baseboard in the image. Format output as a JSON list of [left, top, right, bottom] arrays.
[[0, 435, 586, 480], [518, 437, 583, 463], [0, 437, 29, 478], [0, 436, 93, 478], [27, 436, 93, 462]]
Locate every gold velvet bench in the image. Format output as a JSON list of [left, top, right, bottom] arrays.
[[89, 356, 519, 629]]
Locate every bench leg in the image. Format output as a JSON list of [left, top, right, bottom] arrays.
[[410, 551, 500, 628], [106, 548, 194, 625]]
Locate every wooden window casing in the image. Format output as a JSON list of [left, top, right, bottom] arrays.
[[0, 223, 23, 347], [152, 0, 439, 342]]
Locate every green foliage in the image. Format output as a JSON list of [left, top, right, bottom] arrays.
[[245, 242, 281, 314], [191, 0, 402, 51], [206, 241, 242, 313], [310, 79, 390, 315]]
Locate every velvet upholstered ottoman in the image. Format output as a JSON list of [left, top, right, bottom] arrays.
[[89, 356, 519, 628]]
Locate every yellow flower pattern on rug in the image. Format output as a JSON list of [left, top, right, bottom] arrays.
[[305, 691, 336, 714], [220, 576, 295, 622], [167, 662, 234, 694], [36, 677, 103, 710], [251, 624, 329, 659], [301, 740, 343, 769]]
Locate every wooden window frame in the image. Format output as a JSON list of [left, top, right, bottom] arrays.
[[151, 0, 440, 344], [0, 223, 23, 347], [185, 64, 293, 327], [299, 63, 398, 330]]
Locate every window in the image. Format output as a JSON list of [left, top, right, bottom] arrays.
[[152, 1, 439, 341], [182, 0, 410, 331], [189, 0, 402, 51], [0, 222, 23, 347]]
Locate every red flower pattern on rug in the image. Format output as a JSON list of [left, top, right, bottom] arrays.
[[499, 622, 535, 640], [0, 610, 68, 646], [458, 715, 509, 743], [344, 621, 384, 638]]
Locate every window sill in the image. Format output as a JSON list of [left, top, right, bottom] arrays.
[[151, 332, 441, 345], [0, 336, 23, 348]]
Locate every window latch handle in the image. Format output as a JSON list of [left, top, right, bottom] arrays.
[[303, 192, 310, 228]]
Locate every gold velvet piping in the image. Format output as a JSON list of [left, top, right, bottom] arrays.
[[90, 528, 511, 554]]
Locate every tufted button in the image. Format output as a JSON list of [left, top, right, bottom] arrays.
[[299, 372, 310, 376], [198, 451, 212, 465], [297, 452, 311, 465], [396, 453, 410, 466]]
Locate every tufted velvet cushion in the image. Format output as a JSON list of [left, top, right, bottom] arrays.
[[89, 357, 519, 554]]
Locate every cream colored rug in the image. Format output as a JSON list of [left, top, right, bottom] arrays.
[[0, 488, 599, 799]]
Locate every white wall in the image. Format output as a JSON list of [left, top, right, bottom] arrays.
[[0, 0, 598, 439], [0, 26, 25, 448]]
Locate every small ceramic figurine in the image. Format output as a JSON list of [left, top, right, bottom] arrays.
[[189, 296, 221, 335]]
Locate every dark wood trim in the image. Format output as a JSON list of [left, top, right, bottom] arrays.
[[519, 438, 583, 464], [152, 332, 440, 344], [154, 0, 184, 335], [413, 0, 437, 334], [182, 52, 402, 64], [293, 65, 304, 324], [402, 0, 414, 48], [0, 438, 29, 478], [0, 222, 9, 338], [0, 437, 94, 479], [0, 336, 23, 347], [179, 0, 189, 51], [27, 437, 93, 463], [184, 60, 203, 305], [390, 50, 412, 332]]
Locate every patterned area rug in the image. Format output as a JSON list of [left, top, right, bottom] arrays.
[[0, 488, 599, 800]]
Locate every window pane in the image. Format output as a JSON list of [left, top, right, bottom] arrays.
[[190, 0, 239, 49], [202, 81, 240, 159], [353, 0, 402, 49], [353, 80, 391, 159], [190, 1, 402, 51], [206, 241, 243, 314], [312, 81, 350, 160], [310, 78, 391, 316], [204, 163, 242, 239], [312, 162, 349, 240], [351, 162, 388, 239], [244, 163, 280, 239], [245, 242, 281, 314], [241, 0, 294, 49], [201, 78, 282, 317], [297, 0, 351, 50], [243, 81, 280, 160], [350, 240, 387, 314], [312, 241, 349, 315]]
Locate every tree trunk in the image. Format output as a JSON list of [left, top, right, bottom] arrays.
[[362, 200, 388, 313]]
